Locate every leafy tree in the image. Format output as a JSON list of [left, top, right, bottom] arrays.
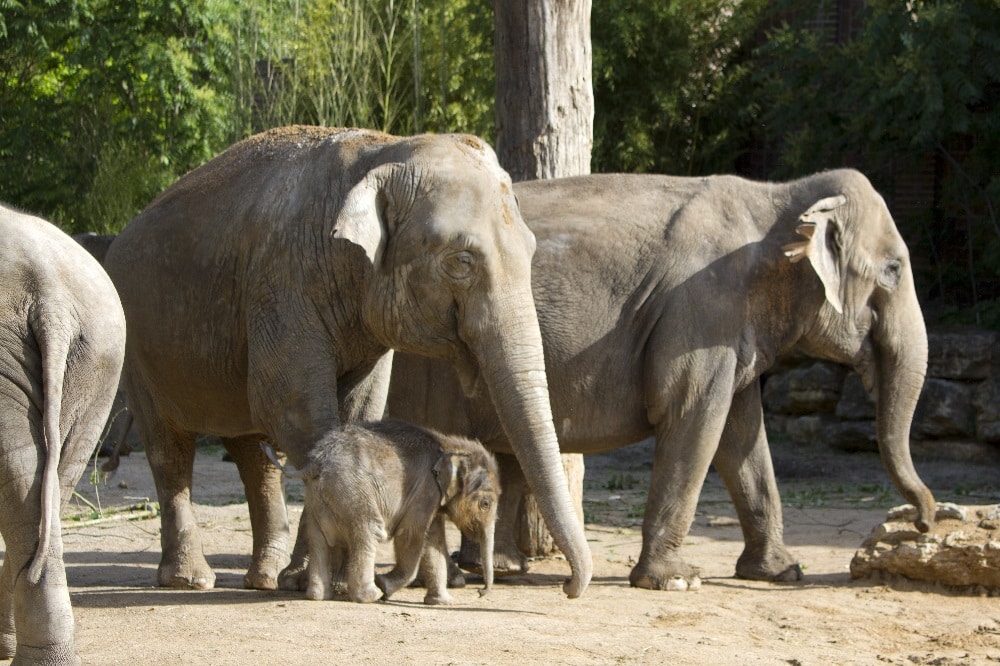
[[0, 0, 240, 232], [754, 0, 1000, 325], [591, 0, 766, 175]]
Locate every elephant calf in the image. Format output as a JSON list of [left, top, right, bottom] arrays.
[[0, 205, 126, 664], [266, 419, 499, 604]]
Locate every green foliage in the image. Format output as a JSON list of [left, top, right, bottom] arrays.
[[0, 0, 240, 232], [0, 0, 495, 234], [592, 0, 767, 175], [753, 0, 1000, 324]]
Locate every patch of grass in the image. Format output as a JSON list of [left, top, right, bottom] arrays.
[[605, 473, 639, 491]]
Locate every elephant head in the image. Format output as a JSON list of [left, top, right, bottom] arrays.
[[433, 441, 500, 595], [333, 133, 591, 596], [782, 169, 936, 531]]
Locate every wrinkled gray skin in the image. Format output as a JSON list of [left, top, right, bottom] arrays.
[[0, 207, 126, 664], [268, 420, 498, 604], [388, 170, 936, 590], [102, 126, 590, 597], [71, 233, 134, 468]]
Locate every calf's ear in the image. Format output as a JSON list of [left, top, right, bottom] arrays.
[[433, 455, 460, 506]]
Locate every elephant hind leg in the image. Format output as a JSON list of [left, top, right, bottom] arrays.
[[222, 437, 290, 590], [131, 402, 214, 589]]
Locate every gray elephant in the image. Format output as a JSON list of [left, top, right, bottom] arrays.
[[265, 419, 499, 604], [71, 232, 134, 466], [102, 126, 591, 597], [0, 206, 126, 663], [388, 169, 936, 590]]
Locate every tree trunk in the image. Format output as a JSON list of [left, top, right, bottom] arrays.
[[493, 0, 592, 556]]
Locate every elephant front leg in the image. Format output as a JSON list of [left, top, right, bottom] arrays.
[[223, 438, 291, 590], [713, 383, 801, 582], [401, 517, 453, 605], [457, 453, 527, 577], [631, 397, 737, 591]]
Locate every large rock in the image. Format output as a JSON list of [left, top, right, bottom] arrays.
[[850, 503, 1000, 595], [927, 329, 999, 381], [974, 378, 1000, 443], [913, 378, 975, 439], [763, 362, 846, 415]]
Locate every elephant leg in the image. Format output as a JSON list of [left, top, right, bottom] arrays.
[[0, 486, 76, 663], [344, 532, 381, 604], [0, 560, 14, 659], [630, 386, 735, 590], [379, 520, 444, 604], [135, 406, 213, 590], [221, 438, 291, 590], [713, 383, 801, 582], [304, 514, 334, 601], [281, 352, 394, 592], [457, 453, 527, 577], [407, 517, 454, 605]]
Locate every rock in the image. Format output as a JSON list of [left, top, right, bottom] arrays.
[[823, 420, 877, 453], [974, 378, 1000, 443], [913, 379, 975, 439], [762, 362, 846, 415], [835, 372, 876, 421], [850, 503, 1000, 594], [927, 329, 999, 381]]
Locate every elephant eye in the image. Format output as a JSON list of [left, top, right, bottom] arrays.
[[443, 250, 477, 280], [879, 258, 902, 289], [478, 498, 492, 512]]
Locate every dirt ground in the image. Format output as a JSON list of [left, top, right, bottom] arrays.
[[48, 437, 1000, 665]]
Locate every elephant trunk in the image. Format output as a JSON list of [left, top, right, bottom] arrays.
[[478, 523, 494, 597], [471, 294, 592, 598], [873, 277, 936, 532]]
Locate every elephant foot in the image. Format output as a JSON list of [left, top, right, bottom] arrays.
[[349, 583, 382, 604], [0, 631, 15, 660], [629, 559, 702, 592], [243, 546, 290, 590], [277, 563, 309, 592], [735, 547, 802, 582], [10, 641, 79, 666], [456, 544, 527, 577], [157, 557, 215, 590], [422, 591, 455, 606]]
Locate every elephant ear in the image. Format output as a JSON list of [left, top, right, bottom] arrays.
[[432, 454, 462, 507], [333, 163, 406, 266], [782, 195, 848, 314]]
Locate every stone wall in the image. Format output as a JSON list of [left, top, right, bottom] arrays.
[[763, 328, 1000, 462]]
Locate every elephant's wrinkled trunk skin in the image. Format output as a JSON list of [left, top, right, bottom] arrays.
[[471, 298, 592, 598], [873, 279, 936, 532], [479, 525, 494, 597]]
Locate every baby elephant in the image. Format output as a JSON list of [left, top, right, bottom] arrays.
[[265, 419, 499, 604]]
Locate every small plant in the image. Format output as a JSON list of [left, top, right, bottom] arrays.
[[605, 473, 639, 491]]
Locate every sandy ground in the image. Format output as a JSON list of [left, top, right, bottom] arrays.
[[45, 437, 1000, 665]]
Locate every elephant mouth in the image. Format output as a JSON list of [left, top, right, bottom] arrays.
[[852, 336, 877, 394]]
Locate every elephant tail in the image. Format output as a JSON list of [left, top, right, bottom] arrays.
[[260, 443, 312, 480], [28, 308, 72, 586]]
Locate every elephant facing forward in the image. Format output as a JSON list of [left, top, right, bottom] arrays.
[[266, 419, 499, 605], [103, 126, 590, 598], [388, 169, 936, 591], [0, 206, 126, 664]]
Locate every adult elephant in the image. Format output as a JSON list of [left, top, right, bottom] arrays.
[[0, 206, 126, 664], [387, 169, 936, 590], [103, 126, 591, 598]]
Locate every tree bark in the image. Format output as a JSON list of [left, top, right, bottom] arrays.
[[493, 0, 592, 556]]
